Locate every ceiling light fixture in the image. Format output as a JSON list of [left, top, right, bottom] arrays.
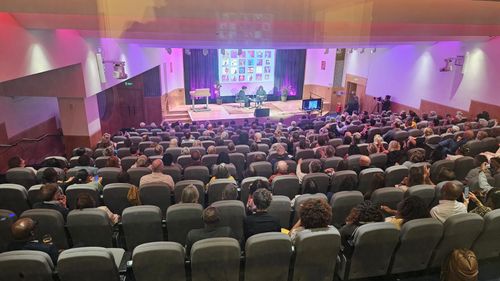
[[202, 49, 208, 56], [184, 49, 191, 56], [360, 48, 365, 54], [371, 48, 376, 54], [324, 48, 329, 55], [349, 48, 354, 54]]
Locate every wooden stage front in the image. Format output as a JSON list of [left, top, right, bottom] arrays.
[[168, 100, 305, 122]]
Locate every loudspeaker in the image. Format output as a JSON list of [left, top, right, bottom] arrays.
[[254, 108, 270, 117]]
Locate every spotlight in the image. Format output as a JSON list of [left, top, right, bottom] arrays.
[[202, 49, 208, 56], [166, 48, 172, 55], [349, 48, 354, 54], [371, 48, 376, 54], [184, 49, 191, 56], [324, 48, 329, 55], [359, 48, 365, 54]]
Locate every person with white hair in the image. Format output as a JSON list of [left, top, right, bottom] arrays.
[[269, 160, 294, 184], [139, 122, 146, 128], [288, 121, 298, 132]]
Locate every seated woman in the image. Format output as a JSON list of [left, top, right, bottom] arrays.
[[289, 198, 332, 244], [75, 193, 120, 225], [62, 169, 102, 192], [206, 164, 236, 190], [339, 201, 384, 255], [381, 196, 430, 229], [180, 184, 200, 204], [397, 165, 433, 192]]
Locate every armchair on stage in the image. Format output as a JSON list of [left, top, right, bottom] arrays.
[[190, 88, 211, 112]]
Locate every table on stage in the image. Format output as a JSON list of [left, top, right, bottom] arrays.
[[189, 88, 211, 112]]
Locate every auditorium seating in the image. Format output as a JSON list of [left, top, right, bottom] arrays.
[[0, 114, 499, 280]]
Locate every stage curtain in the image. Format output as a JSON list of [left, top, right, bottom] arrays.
[[273, 49, 306, 101], [183, 49, 218, 104]]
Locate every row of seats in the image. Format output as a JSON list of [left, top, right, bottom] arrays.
[[2, 211, 500, 281], [0, 179, 483, 253]]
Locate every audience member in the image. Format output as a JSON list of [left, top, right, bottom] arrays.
[[381, 196, 430, 229], [386, 140, 405, 166], [296, 158, 322, 183], [33, 183, 69, 220], [8, 217, 59, 265], [363, 173, 386, 200], [221, 184, 238, 200], [106, 156, 121, 169], [244, 188, 280, 240], [131, 155, 149, 169], [269, 161, 294, 183], [62, 169, 102, 192], [185, 207, 232, 254], [340, 201, 384, 251], [289, 198, 332, 244], [180, 184, 200, 204], [139, 159, 174, 190], [41, 167, 60, 184], [246, 179, 270, 214], [75, 193, 120, 225], [430, 181, 468, 223]]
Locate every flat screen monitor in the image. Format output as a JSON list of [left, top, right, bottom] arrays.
[[302, 99, 322, 111]]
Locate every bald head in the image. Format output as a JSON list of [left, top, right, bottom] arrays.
[[151, 159, 164, 173], [441, 181, 463, 201], [11, 217, 36, 241], [464, 130, 474, 140], [359, 155, 371, 168], [276, 161, 289, 174]]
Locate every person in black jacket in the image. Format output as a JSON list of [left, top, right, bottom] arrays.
[[244, 188, 281, 240], [8, 217, 59, 265]]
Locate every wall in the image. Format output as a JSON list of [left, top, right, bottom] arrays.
[[343, 39, 500, 118], [304, 48, 336, 87], [164, 48, 185, 93], [0, 96, 60, 138]]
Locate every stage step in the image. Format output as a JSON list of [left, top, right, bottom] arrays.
[[163, 111, 191, 122]]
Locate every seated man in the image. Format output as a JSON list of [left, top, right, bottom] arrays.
[[8, 217, 59, 265], [185, 207, 232, 254], [139, 159, 174, 190], [269, 161, 294, 184], [236, 86, 248, 107], [267, 144, 291, 167], [430, 181, 468, 223], [33, 183, 69, 221], [356, 155, 373, 174], [244, 188, 281, 240], [73, 154, 98, 176]]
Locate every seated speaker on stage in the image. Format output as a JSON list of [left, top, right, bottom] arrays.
[[235, 86, 248, 107], [255, 85, 267, 108]]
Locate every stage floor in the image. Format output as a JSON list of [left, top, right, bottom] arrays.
[[169, 100, 304, 122]]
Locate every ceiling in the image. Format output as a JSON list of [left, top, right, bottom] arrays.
[[2, 0, 500, 48]]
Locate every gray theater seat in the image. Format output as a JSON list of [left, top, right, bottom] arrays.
[[337, 222, 400, 280], [21, 209, 69, 250], [0, 209, 17, 253], [0, 250, 54, 281], [190, 238, 240, 281], [174, 180, 205, 205], [406, 184, 436, 207], [293, 227, 341, 281], [429, 213, 484, 268], [358, 168, 384, 195], [6, 168, 37, 188], [302, 173, 330, 194], [184, 166, 210, 184], [66, 209, 113, 247], [330, 191, 364, 228], [390, 218, 443, 274], [330, 171, 358, 193], [272, 175, 300, 199], [249, 162, 273, 178], [139, 183, 171, 215], [132, 242, 186, 281], [65, 184, 100, 210], [292, 193, 328, 224], [166, 203, 203, 245], [370, 187, 405, 210], [385, 166, 409, 187], [207, 179, 238, 205], [472, 209, 500, 260], [268, 196, 292, 229], [212, 200, 246, 242], [122, 205, 163, 250], [240, 176, 269, 206], [0, 184, 30, 216], [102, 183, 133, 215], [245, 233, 292, 281], [57, 247, 124, 281]]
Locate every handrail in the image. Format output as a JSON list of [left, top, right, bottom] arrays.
[[0, 132, 62, 148]]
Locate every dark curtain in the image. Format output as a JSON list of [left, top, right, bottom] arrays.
[[143, 66, 161, 97], [183, 49, 219, 104], [273, 49, 306, 101]]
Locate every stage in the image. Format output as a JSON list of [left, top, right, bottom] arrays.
[[168, 100, 305, 122]]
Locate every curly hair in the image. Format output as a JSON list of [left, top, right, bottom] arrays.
[[397, 196, 430, 224], [299, 198, 332, 229], [345, 201, 384, 225]]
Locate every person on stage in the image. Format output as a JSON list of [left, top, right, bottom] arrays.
[[255, 85, 267, 108], [236, 86, 249, 108]]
